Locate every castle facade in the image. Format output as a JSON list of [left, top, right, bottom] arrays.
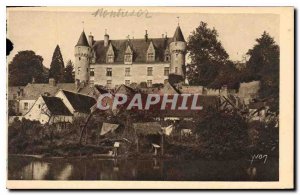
[[74, 25, 187, 88]]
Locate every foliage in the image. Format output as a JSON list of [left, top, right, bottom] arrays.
[[168, 74, 184, 85], [8, 118, 45, 153], [8, 50, 48, 86], [195, 107, 249, 158], [242, 32, 279, 113], [49, 45, 65, 83], [187, 22, 230, 87], [63, 60, 75, 83]]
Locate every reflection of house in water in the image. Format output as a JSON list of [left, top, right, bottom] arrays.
[[21, 161, 49, 180], [56, 164, 73, 180]]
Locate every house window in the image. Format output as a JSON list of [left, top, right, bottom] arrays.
[[124, 54, 132, 64], [38, 104, 41, 109], [90, 68, 95, 76], [107, 54, 114, 63], [24, 102, 29, 110], [147, 67, 153, 76], [125, 80, 130, 85], [164, 67, 170, 76], [107, 80, 112, 85], [125, 68, 130, 76], [106, 68, 112, 76], [147, 53, 155, 62], [175, 67, 178, 74], [147, 80, 152, 87]]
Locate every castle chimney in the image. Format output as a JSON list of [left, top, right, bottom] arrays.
[[88, 32, 94, 47], [49, 78, 56, 86], [145, 30, 148, 42], [104, 29, 109, 47]]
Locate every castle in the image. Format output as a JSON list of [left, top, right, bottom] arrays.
[[74, 25, 187, 88]]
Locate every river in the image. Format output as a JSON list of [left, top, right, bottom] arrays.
[[8, 156, 278, 181]]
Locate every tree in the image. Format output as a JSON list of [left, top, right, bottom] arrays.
[[244, 32, 279, 113], [49, 45, 65, 83], [168, 74, 184, 85], [63, 60, 75, 83], [8, 50, 48, 86], [187, 22, 229, 86]]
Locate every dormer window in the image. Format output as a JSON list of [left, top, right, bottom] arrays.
[[106, 43, 115, 63], [165, 54, 170, 62], [107, 54, 114, 63], [147, 53, 155, 62], [146, 41, 155, 62], [124, 45, 133, 64]]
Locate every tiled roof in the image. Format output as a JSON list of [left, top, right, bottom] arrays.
[[173, 26, 185, 42], [92, 38, 172, 64], [61, 90, 96, 113], [21, 83, 94, 100], [76, 31, 89, 47], [21, 83, 75, 100], [41, 96, 72, 116]]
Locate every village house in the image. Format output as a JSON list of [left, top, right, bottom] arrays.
[[55, 89, 96, 118], [24, 95, 73, 126], [7, 86, 25, 115]]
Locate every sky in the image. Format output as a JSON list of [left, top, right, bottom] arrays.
[[7, 7, 280, 68]]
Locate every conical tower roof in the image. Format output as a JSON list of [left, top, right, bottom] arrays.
[[76, 31, 89, 47], [173, 26, 185, 42]]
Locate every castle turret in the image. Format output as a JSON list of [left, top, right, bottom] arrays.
[[169, 25, 187, 77], [74, 30, 92, 84]]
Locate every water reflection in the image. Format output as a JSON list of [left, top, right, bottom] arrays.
[[8, 156, 278, 181]]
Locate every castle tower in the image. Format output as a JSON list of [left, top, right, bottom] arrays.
[[169, 25, 187, 77], [74, 30, 92, 84]]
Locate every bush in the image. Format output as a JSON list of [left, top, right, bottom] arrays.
[[195, 108, 249, 159]]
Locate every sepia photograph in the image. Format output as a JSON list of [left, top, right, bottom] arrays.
[[6, 6, 294, 189]]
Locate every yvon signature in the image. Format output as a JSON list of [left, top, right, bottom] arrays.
[[249, 154, 268, 165]]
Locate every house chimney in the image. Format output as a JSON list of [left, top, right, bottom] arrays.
[[104, 29, 109, 47], [49, 78, 56, 86], [145, 30, 148, 42], [31, 77, 35, 84], [88, 32, 94, 47]]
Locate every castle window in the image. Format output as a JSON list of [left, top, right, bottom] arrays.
[[78, 67, 81, 75], [79, 57, 81, 61], [147, 67, 153, 76], [107, 80, 112, 85], [147, 53, 155, 62], [125, 80, 130, 85], [164, 79, 169, 84], [106, 68, 112, 76], [147, 80, 152, 87], [165, 55, 170, 62], [164, 67, 170, 76], [125, 68, 130, 76], [107, 54, 114, 63], [90, 68, 94, 76], [175, 67, 178, 74], [124, 54, 132, 64]]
